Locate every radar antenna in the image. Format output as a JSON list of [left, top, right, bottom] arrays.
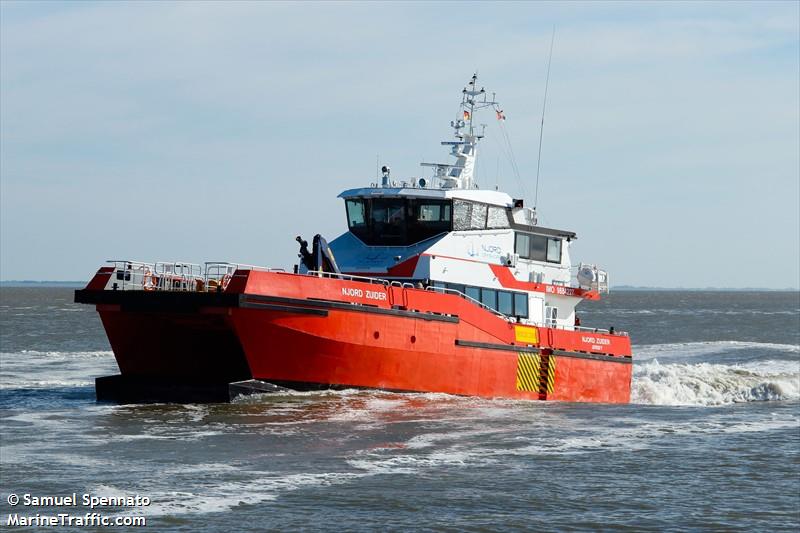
[[534, 26, 556, 212], [420, 73, 499, 190]]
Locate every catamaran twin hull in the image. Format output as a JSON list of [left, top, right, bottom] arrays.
[[76, 267, 632, 404]]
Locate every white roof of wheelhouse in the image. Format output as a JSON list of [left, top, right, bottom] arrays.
[[338, 187, 514, 207]]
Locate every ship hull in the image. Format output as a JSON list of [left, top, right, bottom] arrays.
[[76, 270, 633, 403], [230, 303, 632, 403]]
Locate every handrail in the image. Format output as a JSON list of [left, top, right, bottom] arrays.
[[574, 325, 629, 336], [205, 262, 281, 272], [303, 270, 511, 321], [425, 286, 511, 321], [101, 260, 627, 335], [105, 259, 287, 293], [305, 270, 391, 286]]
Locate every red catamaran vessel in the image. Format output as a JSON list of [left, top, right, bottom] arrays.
[[75, 75, 632, 403]]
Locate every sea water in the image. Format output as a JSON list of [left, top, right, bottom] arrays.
[[1, 288, 798, 531]]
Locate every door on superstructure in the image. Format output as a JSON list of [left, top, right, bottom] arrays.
[[545, 305, 558, 328]]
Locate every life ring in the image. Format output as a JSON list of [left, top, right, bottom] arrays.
[[221, 273, 232, 290]]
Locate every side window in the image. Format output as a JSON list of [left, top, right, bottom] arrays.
[[453, 200, 472, 230], [418, 204, 440, 221], [515, 233, 530, 258], [446, 283, 466, 295], [346, 199, 366, 228], [480, 288, 497, 311], [469, 204, 487, 229], [498, 291, 513, 315], [514, 293, 528, 318], [487, 206, 509, 228], [547, 238, 562, 263], [530, 235, 548, 262], [408, 199, 453, 243], [465, 286, 481, 302]]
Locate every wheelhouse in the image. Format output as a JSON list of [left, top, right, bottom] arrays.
[[345, 197, 452, 246], [343, 193, 521, 246]]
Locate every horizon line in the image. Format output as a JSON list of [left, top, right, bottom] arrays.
[[1, 280, 798, 292]]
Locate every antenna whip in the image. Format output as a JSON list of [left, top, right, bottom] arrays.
[[534, 26, 555, 211]]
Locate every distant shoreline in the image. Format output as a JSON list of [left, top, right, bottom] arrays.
[[1, 281, 86, 288], [0, 281, 797, 291]]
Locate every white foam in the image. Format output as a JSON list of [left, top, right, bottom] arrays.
[[404, 433, 448, 449], [5, 350, 114, 358], [632, 359, 800, 406], [634, 341, 799, 360], [347, 449, 483, 475], [107, 430, 224, 443], [602, 308, 799, 317], [476, 415, 799, 458], [0, 379, 94, 389], [90, 471, 366, 517], [0, 350, 118, 389]]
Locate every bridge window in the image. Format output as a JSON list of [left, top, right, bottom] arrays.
[[515, 231, 563, 264], [371, 198, 406, 243], [529, 235, 548, 261], [346, 199, 366, 228], [487, 206, 510, 228], [408, 200, 451, 244], [453, 199, 499, 231], [547, 238, 562, 263], [515, 234, 530, 257], [453, 200, 472, 230], [345, 197, 452, 246], [470, 204, 487, 229]]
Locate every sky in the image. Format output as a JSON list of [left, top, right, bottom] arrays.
[[1, 0, 798, 288]]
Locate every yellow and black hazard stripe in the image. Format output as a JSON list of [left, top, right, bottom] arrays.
[[516, 352, 541, 392], [544, 355, 557, 394]]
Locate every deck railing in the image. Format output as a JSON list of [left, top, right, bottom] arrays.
[[106, 260, 284, 293], [424, 285, 510, 320], [305, 270, 391, 286], [104, 261, 627, 335]]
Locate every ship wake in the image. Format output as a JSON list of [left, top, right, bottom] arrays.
[[632, 359, 799, 406]]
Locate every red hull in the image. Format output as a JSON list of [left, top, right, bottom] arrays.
[[97, 305, 250, 383], [230, 305, 632, 403], [77, 270, 633, 403]]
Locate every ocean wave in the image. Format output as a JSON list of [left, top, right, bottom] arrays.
[[90, 471, 366, 516], [632, 359, 800, 406], [473, 416, 799, 458], [602, 308, 799, 316], [633, 341, 799, 360], [347, 448, 479, 475], [0, 350, 114, 359], [0, 379, 95, 390]]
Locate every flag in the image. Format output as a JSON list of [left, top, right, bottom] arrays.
[[463, 110, 471, 121], [496, 109, 506, 121]]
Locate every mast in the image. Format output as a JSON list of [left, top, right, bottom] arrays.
[[421, 73, 499, 190]]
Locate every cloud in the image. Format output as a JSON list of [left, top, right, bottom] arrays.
[[1, 1, 798, 286]]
